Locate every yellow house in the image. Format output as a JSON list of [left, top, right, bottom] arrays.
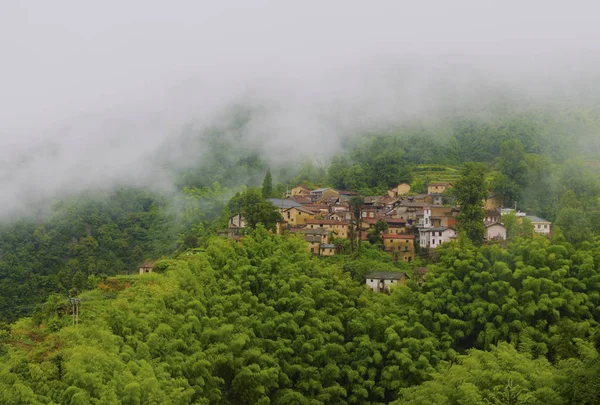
[[291, 185, 311, 197], [305, 220, 350, 238], [427, 182, 453, 195], [386, 219, 407, 235], [329, 211, 347, 221], [485, 194, 503, 210], [310, 188, 339, 202], [383, 234, 415, 261], [319, 244, 336, 256], [387, 182, 411, 197], [283, 206, 316, 226], [138, 261, 154, 275]]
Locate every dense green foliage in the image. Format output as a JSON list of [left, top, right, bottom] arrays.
[[2, 228, 600, 403], [0, 185, 234, 322]]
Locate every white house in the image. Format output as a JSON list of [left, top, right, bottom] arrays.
[[228, 213, 246, 229], [418, 207, 456, 248], [526, 215, 552, 235], [365, 272, 406, 293], [485, 222, 506, 241]]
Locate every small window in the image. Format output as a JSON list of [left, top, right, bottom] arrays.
[[370, 279, 373, 282]]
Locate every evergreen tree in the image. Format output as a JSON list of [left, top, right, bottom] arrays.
[[261, 169, 273, 199], [454, 162, 487, 245]]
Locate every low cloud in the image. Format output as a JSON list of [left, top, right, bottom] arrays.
[[1, 1, 599, 217]]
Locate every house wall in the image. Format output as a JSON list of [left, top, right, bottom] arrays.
[[366, 276, 406, 292], [532, 222, 551, 235], [426, 229, 456, 248], [428, 185, 449, 194], [383, 238, 414, 255], [485, 196, 503, 210], [308, 242, 320, 254], [486, 224, 507, 240], [291, 186, 310, 197], [229, 214, 246, 228], [307, 223, 349, 238], [284, 208, 314, 225], [397, 183, 411, 195], [388, 225, 406, 235], [320, 247, 335, 256]]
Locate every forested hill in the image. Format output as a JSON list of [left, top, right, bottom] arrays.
[[1, 106, 600, 323], [1, 227, 600, 403]]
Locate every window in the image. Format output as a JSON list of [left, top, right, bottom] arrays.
[[310, 248, 314, 253], [370, 279, 373, 282]]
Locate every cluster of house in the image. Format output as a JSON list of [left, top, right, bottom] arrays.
[[221, 182, 553, 266]]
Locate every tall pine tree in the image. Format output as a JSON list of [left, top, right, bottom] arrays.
[[261, 169, 273, 199]]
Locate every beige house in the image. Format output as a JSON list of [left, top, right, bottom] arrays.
[[139, 261, 154, 275], [319, 244, 336, 256], [282, 206, 316, 226], [485, 194, 503, 210], [383, 234, 415, 261], [305, 220, 349, 238], [290, 185, 311, 197], [366, 272, 407, 293], [525, 215, 552, 235], [387, 183, 411, 197], [385, 219, 407, 235], [485, 222, 507, 241], [427, 182, 453, 195]]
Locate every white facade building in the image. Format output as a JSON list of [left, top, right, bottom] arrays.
[[418, 207, 456, 248]]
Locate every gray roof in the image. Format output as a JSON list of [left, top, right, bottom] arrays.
[[365, 271, 405, 280], [320, 244, 335, 248], [267, 198, 301, 209], [422, 226, 453, 232], [525, 215, 551, 223], [310, 188, 331, 193]]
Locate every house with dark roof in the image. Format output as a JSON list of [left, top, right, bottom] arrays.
[[365, 272, 407, 292], [138, 261, 155, 275], [309, 188, 339, 202], [382, 234, 415, 261], [525, 215, 552, 235], [305, 219, 350, 238]]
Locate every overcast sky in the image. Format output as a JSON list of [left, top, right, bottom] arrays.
[[0, 1, 599, 216]]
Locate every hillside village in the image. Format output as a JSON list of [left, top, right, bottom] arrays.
[[221, 182, 553, 264]]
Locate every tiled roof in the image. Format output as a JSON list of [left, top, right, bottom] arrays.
[[526, 215, 551, 223], [267, 198, 301, 209], [421, 226, 455, 232], [365, 271, 405, 280], [286, 206, 316, 215], [306, 220, 350, 225], [383, 234, 414, 239]]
